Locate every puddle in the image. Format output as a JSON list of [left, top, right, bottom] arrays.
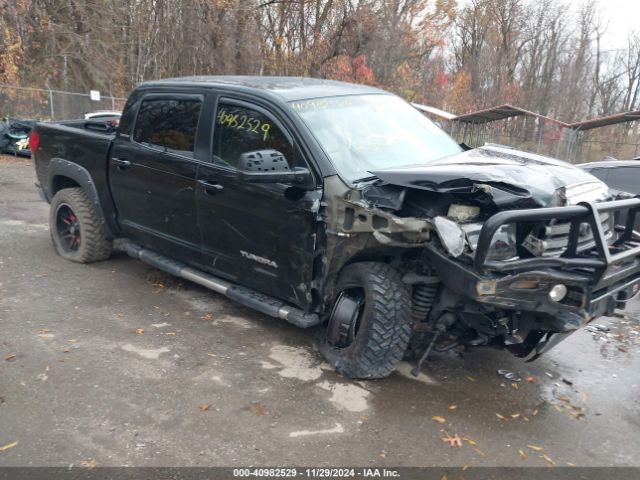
[[289, 423, 345, 438], [268, 345, 324, 381], [212, 316, 252, 329], [316, 380, 370, 412], [121, 344, 170, 359]]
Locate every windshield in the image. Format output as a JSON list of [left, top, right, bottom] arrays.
[[290, 94, 462, 182]]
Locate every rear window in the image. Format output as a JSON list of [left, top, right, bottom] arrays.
[[133, 97, 202, 157]]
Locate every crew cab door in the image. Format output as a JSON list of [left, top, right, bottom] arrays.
[[196, 97, 321, 308], [109, 93, 205, 264]]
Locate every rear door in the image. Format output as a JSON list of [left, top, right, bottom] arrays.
[[109, 93, 205, 264], [196, 97, 321, 308]]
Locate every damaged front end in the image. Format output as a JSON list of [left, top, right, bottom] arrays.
[[325, 146, 640, 361]]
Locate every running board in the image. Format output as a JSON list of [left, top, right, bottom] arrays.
[[119, 240, 320, 329]]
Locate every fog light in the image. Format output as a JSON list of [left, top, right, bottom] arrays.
[[549, 284, 568, 302], [476, 280, 497, 296]]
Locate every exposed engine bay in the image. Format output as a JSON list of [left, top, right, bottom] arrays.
[[324, 145, 640, 365]]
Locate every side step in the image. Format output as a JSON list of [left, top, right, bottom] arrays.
[[119, 240, 321, 329]]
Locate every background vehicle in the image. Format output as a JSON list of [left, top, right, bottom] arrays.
[[83, 110, 121, 128], [30, 77, 640, 379], [0, 118, 36, 156], [579, 160, 640, 230], [84, 110, 121, 120]]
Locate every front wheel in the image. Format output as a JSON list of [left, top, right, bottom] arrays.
[[49, 188, 112, 263], [319, 262, 412, 379]]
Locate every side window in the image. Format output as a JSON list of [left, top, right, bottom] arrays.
[[607, 168, 640, 194], [133, 97, 202, 157], [213, 102, 293, 170]]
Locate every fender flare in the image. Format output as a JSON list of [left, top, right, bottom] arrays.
[[47, 158, 113, 237]]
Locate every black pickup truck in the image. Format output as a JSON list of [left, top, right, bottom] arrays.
[[31, 76, 640, 378]]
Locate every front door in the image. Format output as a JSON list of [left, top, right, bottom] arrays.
[[109, 93, 204, 264], [196, 98, 321, 308]]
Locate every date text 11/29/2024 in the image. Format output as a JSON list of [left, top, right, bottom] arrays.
[[232, 468, 400, 478]]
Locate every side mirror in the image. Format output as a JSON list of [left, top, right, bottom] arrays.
[[237, 149, 315, 189]]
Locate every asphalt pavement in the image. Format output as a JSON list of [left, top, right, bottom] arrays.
[[1, 156, 639, 468]]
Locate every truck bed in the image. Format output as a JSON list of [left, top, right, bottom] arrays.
[[33, 121, 115, 204]]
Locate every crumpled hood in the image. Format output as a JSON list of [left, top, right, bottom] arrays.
[[370, 145, 607, 208]]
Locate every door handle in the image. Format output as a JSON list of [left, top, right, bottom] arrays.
[[112, 157, 132, 169], [198, 179, 224, 195]]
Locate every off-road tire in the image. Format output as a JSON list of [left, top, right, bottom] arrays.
[[50, 188, 112, 263], [319, 262, 412, 379]]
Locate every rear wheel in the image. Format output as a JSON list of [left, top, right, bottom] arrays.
[[319, 262, 412, 379], [49, 188, 112, 263]]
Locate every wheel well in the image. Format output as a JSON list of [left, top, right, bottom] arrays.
[[52, 175, 80, 195]]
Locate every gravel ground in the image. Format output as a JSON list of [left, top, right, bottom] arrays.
[[1, 155, 639, 469]]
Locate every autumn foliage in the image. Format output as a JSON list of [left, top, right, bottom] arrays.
[[1, 0, 640, 122]]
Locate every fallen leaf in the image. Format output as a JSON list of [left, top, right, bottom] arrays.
[[462, 464, 470, 471], [441, 434, 462, 448], [249, 403, 267, 416], [466, 376, 476, 382], [79, 459, 97, 469], [526, 376, 536, 383], [0, 441, 18, 452], [519, 449, 526, 460], [68, 338, 79, 343], [527, 444, 544, 452], [62, 348, 70, 353], [4, 354, 16, 362], [567, 462, 576, 467], [462, 436, 477, 447], [134, 328, 144, 335], [37, 329, 49, 334], [207, 353, 216, 357], [201, 313, 214, 321], [618, 346, 628, 353], [165, 332, 176, 336], [510, 413, 521, 419], [448, 405, 457, 411], [496, 413, 507, 421], [432, 415, 446, 423], [511, 382, 519, 390], [532, 409, 539, 416], [198, 404, 210, 412], [541, 454, 556, 466]]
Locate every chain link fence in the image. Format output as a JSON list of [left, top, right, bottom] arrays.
[[0, 85, 126, 121], [447, 116, 640, 164]]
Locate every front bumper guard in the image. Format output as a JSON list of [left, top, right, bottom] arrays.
[[474, 197, 640, 286], [428, 197, 640, 323]]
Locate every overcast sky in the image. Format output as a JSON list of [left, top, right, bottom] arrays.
[[571, 0, 640, 50]]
